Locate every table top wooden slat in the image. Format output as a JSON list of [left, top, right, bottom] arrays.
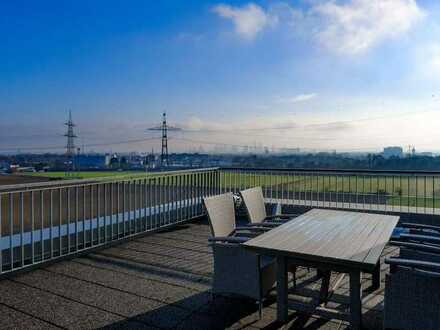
[[243, 209, 399, 271]]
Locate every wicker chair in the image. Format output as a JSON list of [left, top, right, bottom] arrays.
[[203, 193, 276, 318], [391, 224, 440, 259], [239, 187, 332, 301], [392, 222, 440, 240], [390, 222, 440, 260], [239, 187, 299, 227], [390, 240, 440, 262], [384, 256, 440, 330]]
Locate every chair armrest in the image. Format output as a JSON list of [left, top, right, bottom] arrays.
[[413, 268, 440, 278], [408, 229, 440, 237], [389, 240, 440, 254], [246, 222, 279, 228], [385, 256, 440, 275], [264, 219, 286, 223], [399, 233, 440, 245], [260, 221, 281, 227], [266, 214, 299, 220], [400, 223, 440, 232], [208, 236, 250, 244], [235, 226, 270, 232]]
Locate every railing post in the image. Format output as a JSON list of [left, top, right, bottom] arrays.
[[9, 193, 13, 270], [0, 193, 2, 274], [50, 189, 54, 256], [67, 187, 71, 253], [75, 186, 79, 250], [216, 169, 221, 195]]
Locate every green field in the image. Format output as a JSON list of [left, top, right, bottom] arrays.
[[25, 170, 215, 183], [28, 171, 151, 180], [220, 172, 440, 208]]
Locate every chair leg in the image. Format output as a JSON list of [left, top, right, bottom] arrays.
[[288, 265, 297, 290], [258, 299, 263, 319]]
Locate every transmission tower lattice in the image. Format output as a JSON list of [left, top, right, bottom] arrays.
[[161, 113, 168, 166], [148, 112, 181, 168], [65, 110, 77, 156], [64, 110, 77, 171]]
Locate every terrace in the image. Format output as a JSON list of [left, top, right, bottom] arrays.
[[0, 167, 438, 329]]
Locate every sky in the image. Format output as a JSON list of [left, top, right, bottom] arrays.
[[1, 0, 440, 154]]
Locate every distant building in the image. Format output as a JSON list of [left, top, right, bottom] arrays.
[[10, 165, 36, 173], [76, 154, 106, 169], [109, 155, 120, 169], [105, 154, 112, 167], [383, 146, 403, 159], [0, 160, 10, 171]]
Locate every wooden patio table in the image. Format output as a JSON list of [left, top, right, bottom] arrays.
[[243, 208, 399, 329]]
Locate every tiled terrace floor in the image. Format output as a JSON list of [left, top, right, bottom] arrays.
[[0, 217, 397, 329]]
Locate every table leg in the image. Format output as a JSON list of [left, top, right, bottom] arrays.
[[319, 270, 331, 304], [276, 255, 288, 323], [372, 261, 380, 290], [349, 270, 362, 330]]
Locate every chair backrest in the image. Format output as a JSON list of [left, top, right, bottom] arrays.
[[240, 187, 267, 224], [203, 193, 236, 237]]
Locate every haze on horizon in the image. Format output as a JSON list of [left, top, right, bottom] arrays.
[[1, 0, 440, 154]]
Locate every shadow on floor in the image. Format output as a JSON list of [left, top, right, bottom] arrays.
[[96, 283, 369, 330], [97, 291, 265, 329], [85, 253, 212, 287]]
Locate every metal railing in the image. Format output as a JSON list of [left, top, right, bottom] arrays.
[[0, 168, 220, 275], [3, 166, 440, 276], [220, 168, 440, 215]]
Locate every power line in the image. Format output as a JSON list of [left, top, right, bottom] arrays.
[[303, 109, 440, 128], [179, 108, 440, 133], [2, 107, 439, 154], [0, 137, 160, 152], [171, 137, 386, 153], [3, 108, 438, 143], [172, 137, 300, 151], [0, 134, 432, 154], [181, 128, 339, 142]]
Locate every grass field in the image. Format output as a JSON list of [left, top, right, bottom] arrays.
[[27, 171, 151, 180], [220, 172, 440, 208]]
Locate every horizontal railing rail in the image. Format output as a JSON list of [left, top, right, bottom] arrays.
[[0, 168, 220, 276], [0, 167, 220, 193], [222, 167, 440, 175]]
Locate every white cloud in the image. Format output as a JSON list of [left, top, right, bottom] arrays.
[[421, 43, 440, 76], [212, 3, 277, 40], [275, 93, 317, 104], [211, 1, 424, 52], [314, 0, 425, 55]]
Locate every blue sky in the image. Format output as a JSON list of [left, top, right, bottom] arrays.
[[1, 0, 440, 153]]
